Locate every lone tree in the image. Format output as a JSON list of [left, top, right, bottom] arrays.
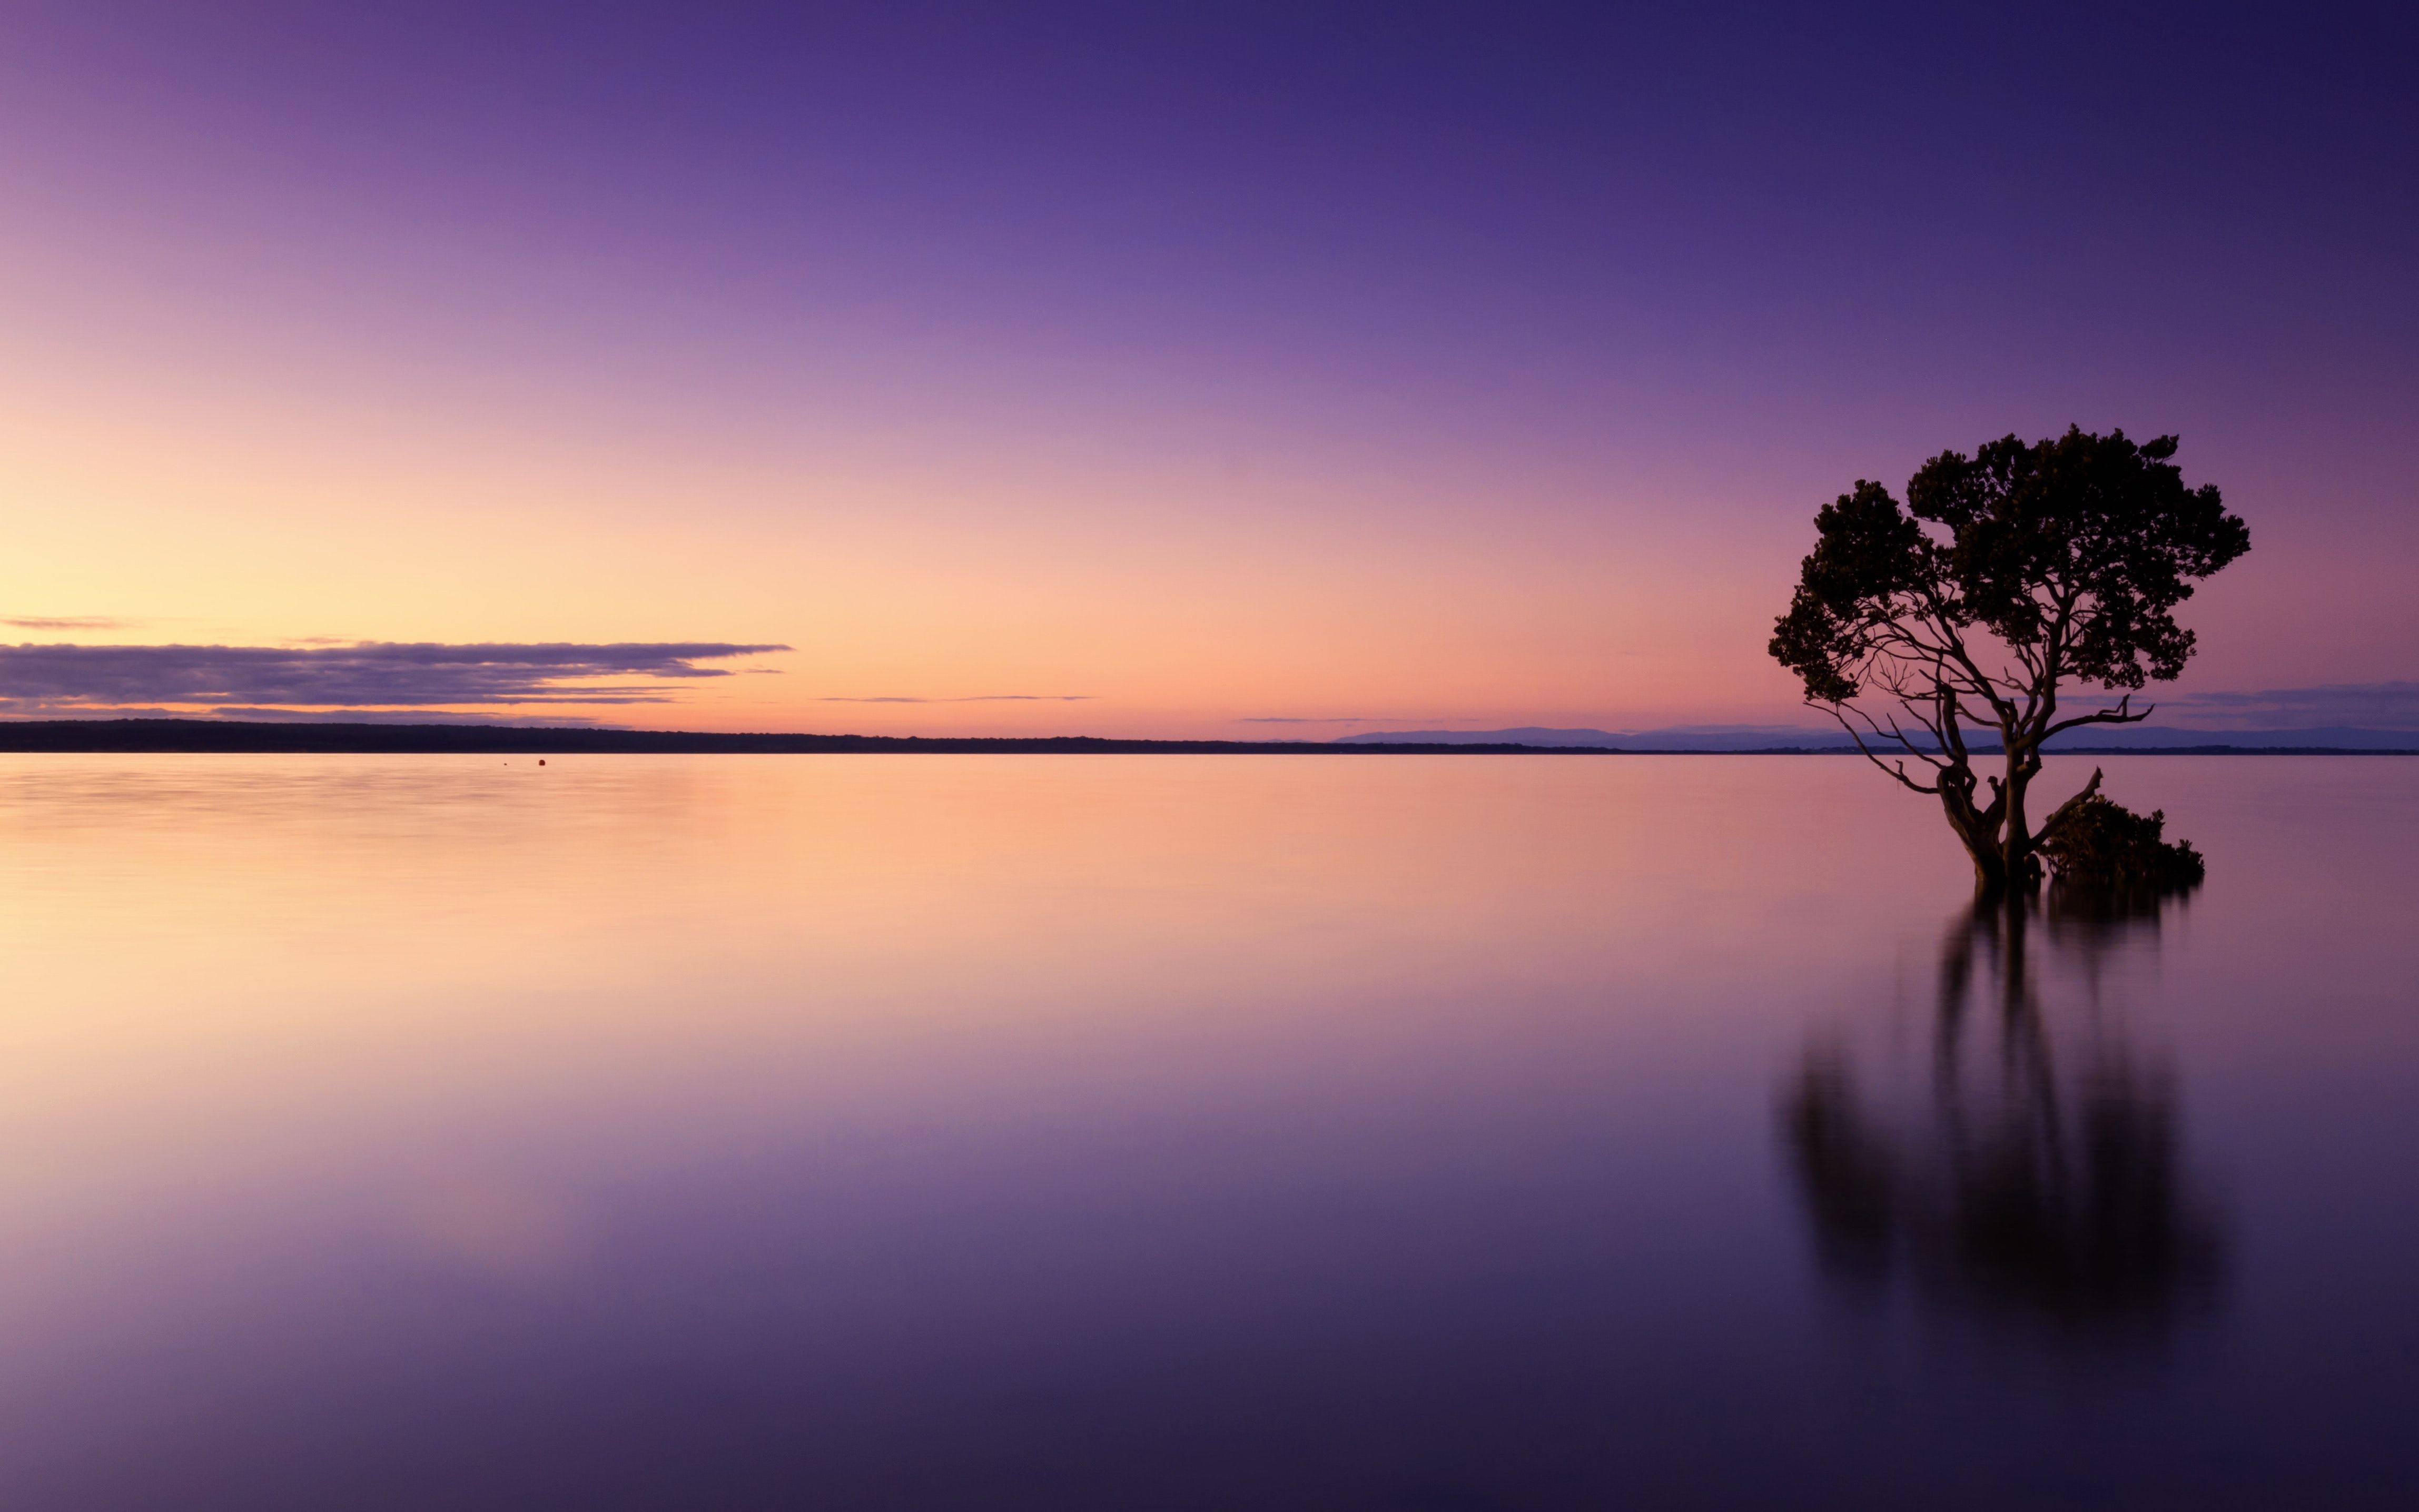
[[1770, 427, 2249, 892]]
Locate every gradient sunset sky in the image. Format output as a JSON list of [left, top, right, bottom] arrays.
[[2, 3, 2411, 735]]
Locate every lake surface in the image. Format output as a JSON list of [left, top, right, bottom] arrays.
[[0, 754, 2412, 1510]]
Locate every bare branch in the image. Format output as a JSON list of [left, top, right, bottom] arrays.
[[2033, 767, 2105, 845], [1817, 703, 1941, 793], [2042, 694, 2155, 739], [1842, 699, 1949, 773]]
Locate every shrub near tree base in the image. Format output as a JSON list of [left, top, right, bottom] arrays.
[[2036, 788, 2205, 891]]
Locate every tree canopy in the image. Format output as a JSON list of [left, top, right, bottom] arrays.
[[1770, 427, 2249, 890]]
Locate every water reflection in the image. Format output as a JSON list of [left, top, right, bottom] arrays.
[[1784, 887, 2224, 1342], [3, 756, 2411, 1506]]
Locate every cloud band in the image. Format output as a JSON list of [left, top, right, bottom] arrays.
[[0, 641, 788, 710]]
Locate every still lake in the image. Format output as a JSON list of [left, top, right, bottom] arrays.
[[0, 754, 2412, 1510]]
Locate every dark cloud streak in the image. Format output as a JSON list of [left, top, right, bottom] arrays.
[[3, 616, 132, 631], [2164, 681, 2419, 729], [0, 641, 787, 710]]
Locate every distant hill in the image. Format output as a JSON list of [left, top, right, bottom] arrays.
[[1336, 726, 1827, 750], [1339, 725, 2419, 753], [2042, 725, 2419, 751]]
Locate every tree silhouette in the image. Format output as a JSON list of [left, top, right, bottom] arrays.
[[1770, 428, 2248, 891]]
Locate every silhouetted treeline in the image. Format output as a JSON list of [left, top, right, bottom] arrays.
[[0, 720, 2404, 755], [0, 719, 1630, 755]]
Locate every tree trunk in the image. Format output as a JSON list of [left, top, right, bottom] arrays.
[[2001, 748, 2033, 888], [1969, 844, 2008, 893], [1941, 783, 2007, 893]]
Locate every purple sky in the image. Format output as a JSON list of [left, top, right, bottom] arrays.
[[1, 3, 2411, 733]]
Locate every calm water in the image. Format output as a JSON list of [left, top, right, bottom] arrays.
[[0, 755, 2412, 1510]]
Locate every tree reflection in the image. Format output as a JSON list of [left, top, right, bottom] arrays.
[[1783, 886, 2223, 1342]]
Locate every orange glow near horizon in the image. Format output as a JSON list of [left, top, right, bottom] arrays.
[[0, 343, 1818, 736]]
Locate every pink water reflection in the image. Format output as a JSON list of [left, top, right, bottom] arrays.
[[0, 755, 2412, 1509]]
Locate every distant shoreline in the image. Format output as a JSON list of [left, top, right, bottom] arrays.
[[0, 719, 2410, 756]]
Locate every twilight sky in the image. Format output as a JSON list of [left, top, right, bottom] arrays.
[[2, 2, 2412, 735]]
